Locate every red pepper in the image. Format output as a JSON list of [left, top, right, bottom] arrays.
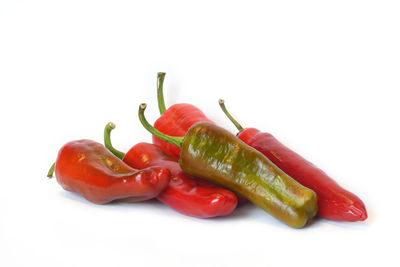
[[48, 139, 170, 204], [152, 73, 247, 205], [219, 99, 367, 221], [104, 123, 238, 218], [152, 72, 214, 158]]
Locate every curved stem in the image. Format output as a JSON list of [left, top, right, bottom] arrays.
[[47, 162, 55, 178], [157, 72, 167, 115], [138, 103, 184, 148], [104, 122, 126, 159], [218, 99, 244, 132]]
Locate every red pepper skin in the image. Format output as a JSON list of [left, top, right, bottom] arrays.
[[153, 104, 214, 158], [122, 142, 238, 218], [54, 140, 170, 204], [237, 128, 367, 221]]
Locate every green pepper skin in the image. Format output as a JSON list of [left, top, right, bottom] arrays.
[[179, 122, 318, 228]]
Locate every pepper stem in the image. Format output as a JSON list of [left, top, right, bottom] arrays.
[[218, 99, 244, 132], [104, 122, 126, 159], [47, 162, 55, 178], [138, 103, 184, 148], [157, 72, 167, 115]]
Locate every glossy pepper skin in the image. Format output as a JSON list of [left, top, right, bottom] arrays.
[[104, 123, 237, 218], [139, 104, 318, 228], [50, 139, 170, 204], [152, 72, 214, 158], [219, 100, 367, 221], [126, 143, 238, 218]]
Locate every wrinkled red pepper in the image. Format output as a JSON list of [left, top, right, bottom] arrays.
[[152, 72, 214, 158], [48, 139, 170, 204], [219, 99, 367, 221], [104, 123, 238, 218]]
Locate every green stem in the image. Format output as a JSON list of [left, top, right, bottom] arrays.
[[104, 122, 126, 159], [157, 72, 167, 115], [47, 162, 55, 178], [138, 103, 184, 147], [218, 99, 244, 132]]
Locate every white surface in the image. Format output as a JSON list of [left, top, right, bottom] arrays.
[[1, 1, 399, 266]]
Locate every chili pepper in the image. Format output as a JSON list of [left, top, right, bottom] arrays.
[[104, 122, 238, 218], [152, 72, 214, 158], [218, 99, 367, 222], [47, 139, 170, 204], [153, 73, 248, 206], [139, 103, 318, 228]]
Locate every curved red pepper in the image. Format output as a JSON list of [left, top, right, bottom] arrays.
[[104, 123, 238, 218], [49, 139, 170, 204], [152, 72, 214, 158], [125, 143, 238, 218], [219, 100, 367, 222]]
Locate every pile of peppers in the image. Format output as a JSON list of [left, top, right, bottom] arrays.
[[48, 73, 367, 228]]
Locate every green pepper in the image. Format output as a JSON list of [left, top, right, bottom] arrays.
[[139, 104, 318, 228]]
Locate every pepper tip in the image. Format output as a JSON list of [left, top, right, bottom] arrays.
[[140, 103, 147, 110], [107, 122, 116, 129], [218, 99, 225, 104]]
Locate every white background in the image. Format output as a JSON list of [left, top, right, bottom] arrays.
[[1, 1, 399, 266]]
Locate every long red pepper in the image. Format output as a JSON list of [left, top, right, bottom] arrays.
[[152, 72, 214, 158], [104, 122, 238, 218], [218, 99, 367, 221], [48, 140, 170, 204]]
